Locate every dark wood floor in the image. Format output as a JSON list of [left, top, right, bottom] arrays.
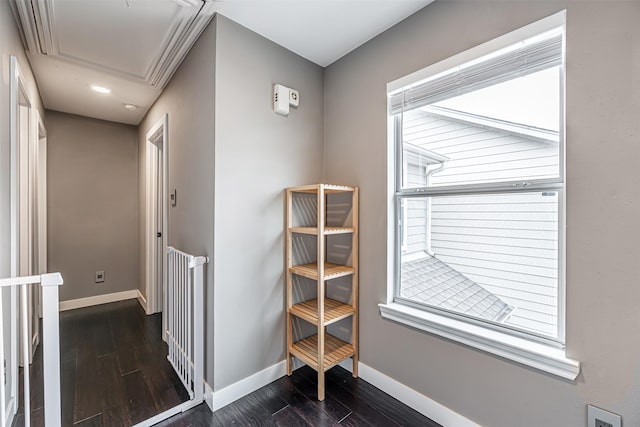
[[13, 299, 189, 426], [13, 299, 440, 426], [157, 365, 441, 427]]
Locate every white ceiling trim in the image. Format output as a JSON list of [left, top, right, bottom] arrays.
[[10, 0, 41, 53], [11, 0, 216, 88], [148, 1, 216, 87]]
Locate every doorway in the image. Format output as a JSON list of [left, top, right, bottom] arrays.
[[144, 114, 168, 325]]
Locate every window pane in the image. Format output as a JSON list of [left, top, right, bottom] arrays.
[[399, 191, 559, 339], [400, 67, 561, 189]]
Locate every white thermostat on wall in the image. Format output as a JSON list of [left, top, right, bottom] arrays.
[[273, 84, 299, 116]]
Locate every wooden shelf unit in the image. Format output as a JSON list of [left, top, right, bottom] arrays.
[[286, 184, 359, 401]]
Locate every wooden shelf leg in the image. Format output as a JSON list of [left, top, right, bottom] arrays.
[[318, 369, 325, 401], [286, 315, 293, 376], [352, 187, 359, 379], [317, 185, 326, 401], [352, 316, 359, 378], [286, 188, 293, 377]]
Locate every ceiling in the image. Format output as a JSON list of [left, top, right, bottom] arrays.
[[12, 0, 432, 125]]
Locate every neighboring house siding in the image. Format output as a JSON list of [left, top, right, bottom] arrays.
[[404, 110, 559, 186], [431, 194, 558, 336], [403, 110, 558, 337], [405, 187, 428, 253]]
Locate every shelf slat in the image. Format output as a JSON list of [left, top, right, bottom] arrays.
[[289, 334, 355, 372], [289, 226, 354, 235], [290, 298, 355, 326], [290, 227, 318, 235], [324, 227, 354, 235], [290, 262, 354, 281]]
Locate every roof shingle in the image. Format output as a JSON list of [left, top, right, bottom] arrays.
[[400, 255, 514, 322]]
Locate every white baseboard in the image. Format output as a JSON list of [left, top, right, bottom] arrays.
[[132, 399, 201, 427], [207, 361, 286, 412], [201, 358, 476, 426], [204, 381, 214, 412], [342, 361, 479, 427], [59, 290, 139, 311], [136, 289, 148, 312]]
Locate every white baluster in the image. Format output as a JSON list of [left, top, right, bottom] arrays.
[[41, 273, 63, 427], [0, 286, 5, 427], [20, 284, 31, 427]]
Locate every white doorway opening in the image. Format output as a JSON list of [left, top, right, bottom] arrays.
[[144, 114, 168, 325]]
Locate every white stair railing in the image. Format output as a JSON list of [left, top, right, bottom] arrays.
[[0, 272, 63, 427]]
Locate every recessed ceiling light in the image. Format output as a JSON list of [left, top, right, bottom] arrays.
[[91, 85, 111, 94], [124, 104, 138, 111]]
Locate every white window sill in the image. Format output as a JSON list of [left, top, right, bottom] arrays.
[[379, 302, 580, 380]]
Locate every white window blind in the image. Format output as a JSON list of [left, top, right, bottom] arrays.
[[389, 29, 563, 115]]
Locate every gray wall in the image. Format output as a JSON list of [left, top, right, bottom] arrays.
[[138, 17, 216, 383], [138, 14, 324, 391], [213, 15, 324, 390], [0, 1, 45, 413], [47, 111, 139, 302], [324, 1, 640, 426]]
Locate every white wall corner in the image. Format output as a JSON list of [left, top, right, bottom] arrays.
[[136, 289, 148, 312], [341, 361, 480, 427], [210, 361, 286, 411], [58, 289, 139, 311]]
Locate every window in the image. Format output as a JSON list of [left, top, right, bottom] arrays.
[[382, 12, 579, 379]]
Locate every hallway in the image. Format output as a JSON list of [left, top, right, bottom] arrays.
[[13, 300, 189, 426]]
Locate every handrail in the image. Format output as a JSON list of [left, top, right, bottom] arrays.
[[0, 272, 63, 288]]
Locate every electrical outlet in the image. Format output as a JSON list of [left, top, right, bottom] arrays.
[[587, 405, 621, 427], [95, 271, 105, 283]]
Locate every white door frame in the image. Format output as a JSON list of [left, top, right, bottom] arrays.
[[34, 111, 47, 278], [145, 114, 168, 319], [6, 55, 33, 427], [31, 111, 47, 350]]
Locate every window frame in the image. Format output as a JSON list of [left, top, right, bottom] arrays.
[[381, 10, 579, 379]]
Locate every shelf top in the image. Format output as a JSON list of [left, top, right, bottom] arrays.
[[288, 184, 356, 193], [289, 226, 354, 235]]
